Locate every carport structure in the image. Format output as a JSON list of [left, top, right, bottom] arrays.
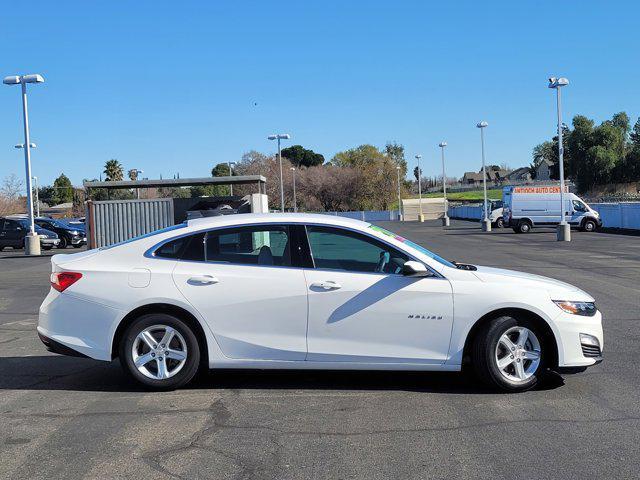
[[83, 175, 267, 197], [82, 175, 267, 248]]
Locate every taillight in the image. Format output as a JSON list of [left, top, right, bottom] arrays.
[[50, 272, 82, 292]]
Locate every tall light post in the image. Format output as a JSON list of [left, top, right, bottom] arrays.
[[15, 143, 38, 216], [476, 121, 491, 232], [396, 165, 402, 221], [415, 154, 424, 222], [438, 142, 450, 227], [268, 133, 290, 212], [549, 77, 570, 242], [228, 161, 236, 196], [4, 74, 45, 255], [290, 167, 297, 212], [128, 168, 144, 199]]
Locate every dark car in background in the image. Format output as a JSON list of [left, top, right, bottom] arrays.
[[0, 217, 60, 251], [34, 217, 86, 249]]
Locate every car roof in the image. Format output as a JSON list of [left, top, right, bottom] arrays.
[[186, 212, 371, 230]]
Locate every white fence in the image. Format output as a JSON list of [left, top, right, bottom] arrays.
[[447, 202, 640, 230]]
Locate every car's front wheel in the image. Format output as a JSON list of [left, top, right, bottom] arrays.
[[471, 315, 545, 392], [57, 236, 68, 249], [119, 313, 201, 390]]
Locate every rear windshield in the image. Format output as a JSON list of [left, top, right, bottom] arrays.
[[99, 223, 188, 250]]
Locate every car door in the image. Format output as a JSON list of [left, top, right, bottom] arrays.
[[1, 219, 23, 247], [0, 220, 7, 247], [171, 224, 309, 361], [303, 225, 454, 364]]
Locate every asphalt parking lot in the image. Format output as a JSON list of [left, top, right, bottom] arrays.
[[1, 221, 639, 480]]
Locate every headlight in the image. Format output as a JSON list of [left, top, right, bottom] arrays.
[[69, 230, 79, 235], [553, 300, 597, 316], [40, 234, 48, 239]]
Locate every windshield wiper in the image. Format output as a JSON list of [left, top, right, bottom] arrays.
[[453, 261, 477, 271]]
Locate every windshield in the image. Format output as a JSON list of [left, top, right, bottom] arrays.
[[368, 225, 455, 268]]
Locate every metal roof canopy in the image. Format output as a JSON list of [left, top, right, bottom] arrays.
[[83, 175, 266, 190]]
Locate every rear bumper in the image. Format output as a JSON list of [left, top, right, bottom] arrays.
[[38, 331, 89, 358], [38, 290, 122, 361]]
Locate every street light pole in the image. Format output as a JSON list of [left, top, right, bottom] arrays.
[[415, 154, 424, 222], [32, 176, 40, 217], [438, 142, 450, 227], [549, 77, 570, 242], [396, 165, 402, 221], [15, 143, 39, 216], [268, 133, 291, 212], [290, 167, 297, 212], [4, 74, 45, 255], [228, 161, 236, 196], [476, 121, 491, 232]]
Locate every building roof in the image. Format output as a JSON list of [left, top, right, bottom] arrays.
[[83, 175, 266, 190]]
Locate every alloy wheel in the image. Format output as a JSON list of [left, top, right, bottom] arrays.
[[494, 326, 541, 382], [132, 324, 188, 380]]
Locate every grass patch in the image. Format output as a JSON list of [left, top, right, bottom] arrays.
[[407, 189, 503, 201]]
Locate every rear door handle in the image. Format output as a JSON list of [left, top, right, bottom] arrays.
[[188, 275, 219, 285], [310, 281, 342, 290]]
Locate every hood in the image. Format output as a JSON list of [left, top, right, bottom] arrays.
[[37, 227, 58, 238], [472, 265, 593, 301]]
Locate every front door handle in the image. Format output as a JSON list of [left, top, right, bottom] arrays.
[[188, 275, 219, 285], [310, 280, 342, 290]]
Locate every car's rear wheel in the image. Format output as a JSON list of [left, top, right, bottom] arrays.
[[471, 315, 545, 392], [119, 313, 200, 390]]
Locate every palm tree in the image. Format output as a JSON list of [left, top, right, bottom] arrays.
[[104, 159, 124, 182]]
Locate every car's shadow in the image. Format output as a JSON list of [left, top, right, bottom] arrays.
[[0, 355, 565, 394]]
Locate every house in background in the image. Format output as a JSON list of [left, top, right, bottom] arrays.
[[461, 166, 511, 186], [505, 167, 532, 183], [535, 159, 555, 180]]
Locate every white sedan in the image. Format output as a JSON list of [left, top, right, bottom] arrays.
[[38, 213, 603, 392]]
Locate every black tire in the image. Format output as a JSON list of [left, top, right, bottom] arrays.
[[496, 218, 504, 228], [57, 236, 68, 249], [582, 219, 597, 232], [471, 315, 546, 392], [518, 221, 532, 234], [119, 313, 201, 390]]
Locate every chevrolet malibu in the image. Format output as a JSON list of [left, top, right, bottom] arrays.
[[38, 213, 603, 392]]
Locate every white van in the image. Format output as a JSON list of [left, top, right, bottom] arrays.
[[503, 186, 602, 233], [481, 200, 505, 228]]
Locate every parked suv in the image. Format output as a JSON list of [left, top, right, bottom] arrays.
[[0, 217, 60, 251], [34, 217, 86, 249]]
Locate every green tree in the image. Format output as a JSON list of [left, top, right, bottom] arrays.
[[52, 173, 73, 204], [281, 145, 325, 168], [630, 117, 640, 146], [104, 159, 124, 181]]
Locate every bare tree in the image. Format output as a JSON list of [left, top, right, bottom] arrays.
[[1, 174, 24, 199]]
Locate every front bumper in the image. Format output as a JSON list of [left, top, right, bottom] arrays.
[[553, 309, 604, 368], [71, 235, 87, 245], [41, 238, 60, 246]]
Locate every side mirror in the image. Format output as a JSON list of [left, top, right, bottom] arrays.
[[402, 261, 431, 277]]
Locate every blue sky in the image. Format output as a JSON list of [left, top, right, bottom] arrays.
[[1, 0, 638, 189]]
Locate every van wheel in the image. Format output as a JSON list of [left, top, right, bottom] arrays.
[[518, 221, 532, 233], [471, 315, 545, 392], [496, 218, 504, 228], [582, 219, 596, 232], [119, 313, 201, 390]]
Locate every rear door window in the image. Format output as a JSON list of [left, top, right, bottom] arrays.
[[204, 225, 292, 267]]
